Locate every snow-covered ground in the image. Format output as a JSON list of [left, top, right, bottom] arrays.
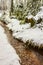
[[13, 27, 43, 47], [0, 6, 43, 48], [34, 6, 43, 21], [0, 25, 20, 65], [26, 6, 43, 23], [6, 10, 43, 48], [7, 19, 31, 32], [6, 17, 43, 47], [0, 10, 11, 24]]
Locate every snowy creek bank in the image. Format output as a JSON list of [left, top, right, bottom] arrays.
[[0, 25, 20, 65], [6, 18, 43, 48], [0, 6, 43, 48]]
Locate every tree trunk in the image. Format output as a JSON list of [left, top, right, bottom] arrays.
[[10, 0, 13, 15]]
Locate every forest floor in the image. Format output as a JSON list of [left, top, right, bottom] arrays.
[[0, 21, 43, 65]]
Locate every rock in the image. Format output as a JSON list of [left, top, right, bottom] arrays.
[[36, 18, 42, 24], [25, 16, 35, 27]]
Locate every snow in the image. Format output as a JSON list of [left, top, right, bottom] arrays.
[[7, 19, 20, 30], [13, 27, 43, 47], [6, 12, 43, 47], [0, 11, 3, 18], [34, 11, 43, 20], [7, 19, 31, 32], [40, 6, 43, 11], [34, 6, 43, 21], [4, 16, 11, 24], [0, 25, 20, 65], [11, 23, 30, 32], [1, 6, 43, 47], [1, 13, 11, 24], [26, 13, 34, 19], [0, 10, 11, 24], [0, 13, 2, 18]]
